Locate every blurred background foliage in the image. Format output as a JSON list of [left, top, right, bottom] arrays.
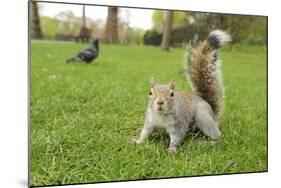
[[31, 2, 267, 47], [145, 12, 266, 46]]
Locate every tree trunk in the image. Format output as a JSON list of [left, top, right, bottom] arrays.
[[104, 7, 118, 44], [161, 11, 174, 51], [30, 1, 42, 39], [82, 5, 86, 28]]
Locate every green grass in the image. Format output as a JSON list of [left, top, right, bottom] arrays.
[[30, 41, 267, 186]]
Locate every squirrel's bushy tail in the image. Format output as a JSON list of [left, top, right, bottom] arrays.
[[185, 30, 231, 115]]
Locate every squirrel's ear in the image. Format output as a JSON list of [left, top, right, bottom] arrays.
[[150, 79, 156, 88], [169, 80, 176, 90]]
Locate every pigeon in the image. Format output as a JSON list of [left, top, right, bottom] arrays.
[[66, 38, 99, 64]]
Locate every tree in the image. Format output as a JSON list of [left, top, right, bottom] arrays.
[[77, 5, 92, 43], [188, 12, 267, 43], [161, 11, 174, 51], [88, 19, 104, 39], [152, 11, 165, 32], [82, 5, 86, 28], [152, 10, 188, 32], [54, 11, 80, 36], [30, 1, 42, 39], [40, 16, 59, 40], [104, 7, 118, 44]]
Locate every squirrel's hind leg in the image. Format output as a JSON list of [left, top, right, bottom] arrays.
[[195, 104, 221, 140]]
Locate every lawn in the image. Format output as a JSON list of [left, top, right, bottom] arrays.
[[30, 41, 267, 186]]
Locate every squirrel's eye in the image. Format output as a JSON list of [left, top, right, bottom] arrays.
[[170, 91, 174, 97], [149, 91, 152, 96]]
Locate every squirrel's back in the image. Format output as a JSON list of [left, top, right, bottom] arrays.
[[185, 30, 231, 115]]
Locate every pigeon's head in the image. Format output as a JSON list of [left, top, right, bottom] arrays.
[[92, 38, 99, 46]]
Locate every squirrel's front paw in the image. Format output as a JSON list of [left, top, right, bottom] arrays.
[[167, 146, 177, 153], [131, 138, 142, 145]]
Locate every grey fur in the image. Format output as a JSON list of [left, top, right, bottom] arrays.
[[134, 30, 229, 152], [134, 93, 220, 152]]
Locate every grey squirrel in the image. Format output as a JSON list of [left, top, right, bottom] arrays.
[[133, 30, 231, 152]]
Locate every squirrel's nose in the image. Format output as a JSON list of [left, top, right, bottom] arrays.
[[157, 101, 164, 105]]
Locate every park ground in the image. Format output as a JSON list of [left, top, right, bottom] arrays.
[[30, 41, 267, 186]]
